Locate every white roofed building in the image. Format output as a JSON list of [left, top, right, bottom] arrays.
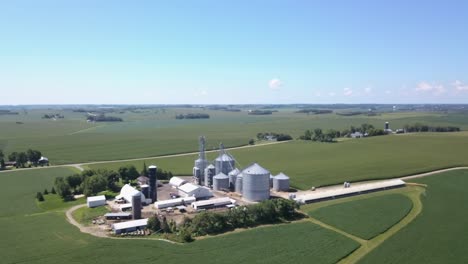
[[87, 195, 106, 208], [178, 183, 212, 199], [116, 184, 146, 204], [112, 218, 148, 234], [169, 177, 188, 187]]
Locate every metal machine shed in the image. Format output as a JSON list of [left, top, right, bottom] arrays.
[[87, 195, 106, 208], [112, 218, 148, 234], [154, 196, 196, 209], [295, 179, 406, 204], [178, 183, 213, 199], [191, 197, 235, 210], [116, 184, 146, 204], [104, 212, 132, 220]]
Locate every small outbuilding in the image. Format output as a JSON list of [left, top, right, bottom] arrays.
[[104, 212, 132, 220], [86, 195, 106, 208]]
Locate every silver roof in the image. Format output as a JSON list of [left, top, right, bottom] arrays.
[[216, 153, 235, 161], [242, 163, 270, 175], [213, 172, 229, 179], [228, 168, 241, 176], [206, 164, 215, 169], [274, 172, 290, 179]]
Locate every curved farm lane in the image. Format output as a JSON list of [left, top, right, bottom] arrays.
[[0, 140, 290, 174], [65, 204, 180, 244]]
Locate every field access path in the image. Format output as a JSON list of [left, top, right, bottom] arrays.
[[0, 140, 289, 174]]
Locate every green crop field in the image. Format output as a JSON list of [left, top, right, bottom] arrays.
[[0, 167, 360, 264], [358, 170, 468, 264], [306, 194, 413, 240], [2, 108, 468, 164], [90, 132, 468, 189]]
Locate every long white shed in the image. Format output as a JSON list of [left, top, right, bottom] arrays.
[[154, 196, 196, 209], [112, 218, 148, 234], [87, 195, 106, 208], [191, 197, 235, 210]]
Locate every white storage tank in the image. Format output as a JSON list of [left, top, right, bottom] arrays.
[[213, 173, 229, 191], [235, 173, 243, 194], [273, 173, 290, 192], [242, 163, 270, 201], [228, 168, 240, 190]]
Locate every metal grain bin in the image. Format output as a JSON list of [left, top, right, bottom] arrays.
[[269, 174, 274, 188], [242, 163, 270, 201], [228, 168, 240, 190], [215, 154, 236, 175], [273, 173, 290, 192], [235, 173, 243, 194], [213, 173, 229, 191]]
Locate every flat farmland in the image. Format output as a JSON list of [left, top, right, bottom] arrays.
[[0, 168, 360, 264], [2, 108, 468, 164], [90, 132, 468, 189], [358, 170, 468, 264]]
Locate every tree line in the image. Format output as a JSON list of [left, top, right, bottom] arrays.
[[175, 113, 210, 119], [87, 114, 123, 122], [295, 109, 333, 115], [403, 123, 460, 133], [147, 198, 301, 242], [0, 149, 45, 169], [256, 132, 293, 141], [299, 123, 386, 142], [51, 163, 173, 200]]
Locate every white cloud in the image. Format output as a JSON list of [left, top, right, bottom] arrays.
[[268, 78, 283, 90], [343, 87, 353, 96], [364, 86, 372, 94], [194, 89, 208, 97], [452, 80, 468, 91], [415, 81, 445, 95]]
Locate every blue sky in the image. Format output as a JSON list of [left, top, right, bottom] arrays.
[[1, 0, 468, 104]]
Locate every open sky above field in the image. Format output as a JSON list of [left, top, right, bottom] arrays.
[[1, 1, 468, 104]]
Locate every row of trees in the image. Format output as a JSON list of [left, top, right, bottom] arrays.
[[295, 109, 333, 115], [256, 132, 293, 141], [299, 123, 387, 142], [53, 164, 173, 200], [87, 114, 123, 122], [175, 113, 210, 119], [0, 149, 44, 168], [42, 113, 64, 119], [403, 124, 460, 133], [148, 199, 300, 242]]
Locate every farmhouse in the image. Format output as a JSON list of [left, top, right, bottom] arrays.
[[87, 195, 106, 208]]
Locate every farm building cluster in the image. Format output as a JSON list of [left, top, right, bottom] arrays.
[[85, 136, 407, 235]]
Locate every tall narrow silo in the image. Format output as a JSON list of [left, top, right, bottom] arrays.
[[235, 173, 243, 194], [204, 164, 216, 187], [242, 163, 270, 201], [194, 136, 208, 185], [228, 168, 240, 191], [273, 173, 290, 192], [131, 193, 142, 220], [148, 165, 157, 202], [213, 173, 229, 191]]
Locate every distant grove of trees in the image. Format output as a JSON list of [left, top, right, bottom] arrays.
[[248, 110, 277, 115], [42, 113, 64, 119], [256, 132, 293, 141], [147, 198, 301, 242], [403, 123, 460, 133], [300, 123, 386, 142], [87, 114, 123, 122], [295, 109, 333, 115], [52, 165, 173, 200], [175, 113, 210, 119]]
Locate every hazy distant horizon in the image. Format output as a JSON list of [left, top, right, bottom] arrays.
[[1, 1, 467, 105]]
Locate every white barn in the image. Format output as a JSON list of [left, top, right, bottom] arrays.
[[169, 177, 188, 187], [178, 183, 212, 199], [116, 184, 146, 204], [112, 218, 148, 234], [87, 195, 106, 208]]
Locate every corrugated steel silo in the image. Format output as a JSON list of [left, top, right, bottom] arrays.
[[228, 168, 240, 191], [204, 164, 216, 187], [269, 174, 273, 188], [215, 154, 236, 175], [273, 173, 290, 192], [213, 173, 229, 191], [235, 173, 243, 194], [242, 163, 270, 201]]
